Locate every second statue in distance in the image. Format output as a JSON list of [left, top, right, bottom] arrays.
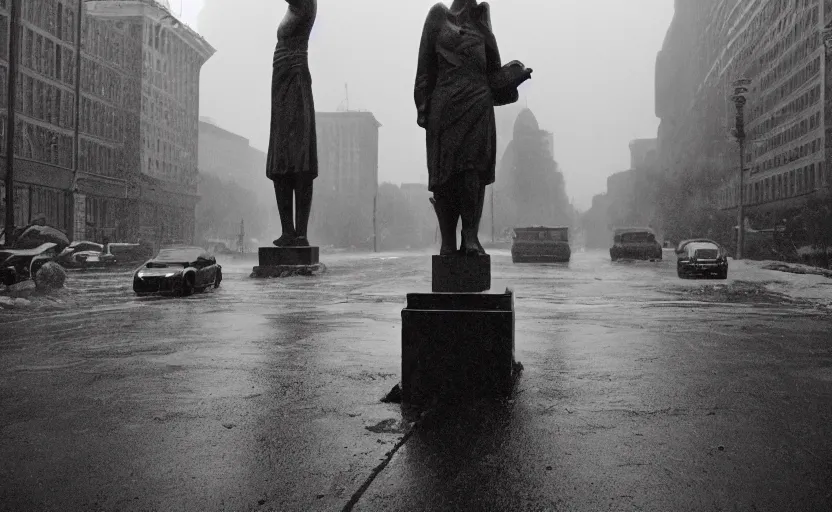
[[415, 0, 532, 256], [267, 0, 318, 247]]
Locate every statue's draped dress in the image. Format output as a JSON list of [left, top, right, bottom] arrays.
[[266, 0, 317, 180], [415, 3, 503, 193]]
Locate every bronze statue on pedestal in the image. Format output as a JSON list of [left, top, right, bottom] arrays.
[[266, 0, 317, 247], [415, 0, 532, 256]]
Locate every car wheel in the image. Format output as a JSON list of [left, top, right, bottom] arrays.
[[214, 269, 222, 288], [179, 274, 195, 297]]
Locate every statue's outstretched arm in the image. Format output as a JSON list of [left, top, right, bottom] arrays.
[[415, 4, 445, 129], [483, 4, 532, 107]]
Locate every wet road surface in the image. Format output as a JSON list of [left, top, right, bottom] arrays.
[[1, 250, 830, 511]]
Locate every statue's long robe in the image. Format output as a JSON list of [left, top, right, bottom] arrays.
[[414, 2, 504, 193], [266, 0, 318, 180]]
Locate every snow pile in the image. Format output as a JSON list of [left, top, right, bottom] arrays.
[[34, 262, 67, 291]]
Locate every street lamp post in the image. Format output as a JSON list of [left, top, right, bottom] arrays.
[[490, 186, 495, 243], [373, 191, 378, 253], [69, 0, 83, 241], [731, 78, 751, 260], [4, 0, 20, 244]]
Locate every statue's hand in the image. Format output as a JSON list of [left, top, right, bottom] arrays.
[[417, 114, 427, 129]]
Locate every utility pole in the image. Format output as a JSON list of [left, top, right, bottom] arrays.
[[238, 218, 245, 253], [69, 0, 84, 240], [4, 0, 20, 244], [372, 191, 377, 253], [731, 78, 751, 260], [490, 186, 495, 243]]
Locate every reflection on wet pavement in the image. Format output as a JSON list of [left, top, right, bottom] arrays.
[[1, 250, 830, 511]]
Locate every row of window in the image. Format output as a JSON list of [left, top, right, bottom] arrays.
[[0, 116, 74, 169], [748, 83, 819, 141], [82, 15, 126, 70], [753, 135, 822, 174], [79, 137, 121, 179], [0, 183, 70, 232], [20, 26, 76, 86], [81, 57, 123, 104], [10, 70, 75, 130], [85, 196, 117, 230], [745, 161, 825, 205], [754, 110, 820, 157], [752, 56, 820, 122], [80, 95, 122, 142], [758, 20, 818, 93], [20, 0, 76, 45], [142, 93, 193, 140], [729, 0, 818, 79]]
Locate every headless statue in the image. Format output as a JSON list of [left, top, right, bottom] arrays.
[[415, 0, 531, 256], [266, 0, 318, 247]]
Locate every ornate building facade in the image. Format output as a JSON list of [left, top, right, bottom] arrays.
[[0, 0, 213, 247], [656, 0, 829, 235]]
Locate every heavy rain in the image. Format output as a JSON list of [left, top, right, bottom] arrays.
[[1, 1, 831, 511]]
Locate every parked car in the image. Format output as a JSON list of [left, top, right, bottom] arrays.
[[0, 243, 59, 287], [610, 227, 662, 261], [676, 239, 728, 279], [57, 241, 106, 268], [511, 226, 571, 263], [133, 246, 222, 296]]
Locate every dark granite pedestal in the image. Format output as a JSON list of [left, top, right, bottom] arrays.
[[251, 246, 324, 278], [432, 254, 490, 292], [401, 277, 516, 407]]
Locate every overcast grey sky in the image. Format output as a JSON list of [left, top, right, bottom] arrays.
[[180, 0, 674, 211]]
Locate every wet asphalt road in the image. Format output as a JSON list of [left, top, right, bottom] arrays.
[[0, 250, 830, 511]]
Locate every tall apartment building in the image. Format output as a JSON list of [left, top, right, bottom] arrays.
[[0, 0, 213, 246], [310, 111, 381, 248], [656, 0, 829, 231]]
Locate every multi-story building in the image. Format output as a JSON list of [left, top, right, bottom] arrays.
[[0, 0, 213, 246], [310, 111, 381, 248], [197, 117, 266, 191], [656, 0, 829, 236]]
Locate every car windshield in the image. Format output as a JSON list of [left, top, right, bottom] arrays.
[[152, 247, 207, 264], [621, 232, 654, 243], [687, 242, 720, 256], [517, 230, 568, 241]]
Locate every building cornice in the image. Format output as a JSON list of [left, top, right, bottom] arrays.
[[85, 1, 216, 62]]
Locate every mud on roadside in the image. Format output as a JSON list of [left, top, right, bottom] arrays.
[[666, 279, 814, 307]]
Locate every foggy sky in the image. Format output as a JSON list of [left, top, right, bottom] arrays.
[[183, 0, 674, 211]]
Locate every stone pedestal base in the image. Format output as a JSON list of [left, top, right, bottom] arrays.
[[401, 287, 515, 406], [250, 263, 325, 278], [252, 246, 322, 278], [432, 254, 490, 292]]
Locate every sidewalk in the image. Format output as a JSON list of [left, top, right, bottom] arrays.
[[729, 258, 832, 307]]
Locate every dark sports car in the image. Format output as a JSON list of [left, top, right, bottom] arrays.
[[610, 227, 662, 261], [133, 246, 222, 296], [676, 240, 728, 279]]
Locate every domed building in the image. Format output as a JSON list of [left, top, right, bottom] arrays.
[[487, 108, 572, 237]]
